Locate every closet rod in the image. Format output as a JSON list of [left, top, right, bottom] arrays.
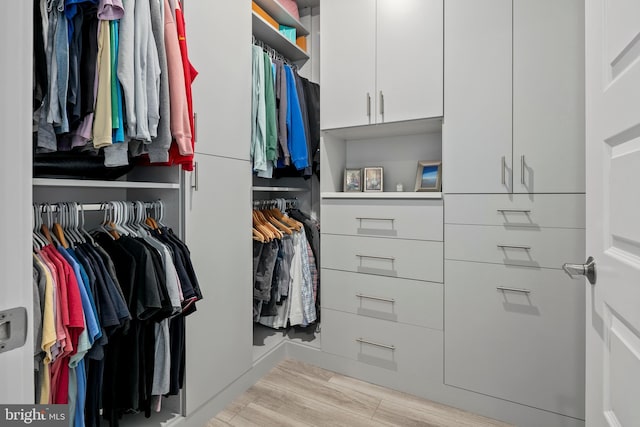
[[253, 198, 298, 209], [252, 35, 297, 68], [36, 202, 159, 212]]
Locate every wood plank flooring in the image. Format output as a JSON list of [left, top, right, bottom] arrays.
[[207, 359, 512, 427]]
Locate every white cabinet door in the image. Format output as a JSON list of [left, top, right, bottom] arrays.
[[377, 0, 443, 123], [512, 0, 585, 194], [0, 0, 33, 404], [186, 0, 251, 160], [442, 0, 512, 194], [320, 0, 376, 129], [184, 154, 253, 414]]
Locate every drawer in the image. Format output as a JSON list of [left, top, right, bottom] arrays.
[[445, 224, 584, 269], [444, 260, 585, 419], [322, 308, 443, 386], [322, 234, 443, 283], [445, 194, 585, 228], [321, 269, 443, 330], [321, 199, 443, 241]]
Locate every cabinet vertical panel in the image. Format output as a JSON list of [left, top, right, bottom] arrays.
[[320, 0, 376, 129], [186, 0, 251, 159], [184, 155, 253, 414], [513, 0, 585, 194], [444, 260, 585, 419], [442, 0, 512, 193], [377, 0, 443, 122]]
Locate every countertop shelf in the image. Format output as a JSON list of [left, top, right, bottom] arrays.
[[321, 192, 443, 200]]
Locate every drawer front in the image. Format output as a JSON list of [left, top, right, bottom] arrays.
[[445, 224, 584, 269], [321, 269, 443, 330], [444, 260, 585, 419], [445, 194, 585, 228], [322, 308, 443, 385], [322, 199, 443, 241], [322, 234, 443, 282]]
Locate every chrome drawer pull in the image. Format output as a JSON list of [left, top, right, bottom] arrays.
[[497, 286, 531, 294], [356, 338, 395, 350], [356, 254, 396, 261], [496, 209, 531, 214], [497, 244, 531, 250], [356, 293, 395, 303], [356, 217, 395, 222]]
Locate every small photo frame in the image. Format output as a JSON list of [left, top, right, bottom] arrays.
[[344, 168, 362, 192], [415, 161, 442, 192], [364, 167, 384, 192]]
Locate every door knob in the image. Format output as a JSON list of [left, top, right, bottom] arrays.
[[562, 256, 597, 285]]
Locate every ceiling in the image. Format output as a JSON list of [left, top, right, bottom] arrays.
[[297, 0, 320, 9]]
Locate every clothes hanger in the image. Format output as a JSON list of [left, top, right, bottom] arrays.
[[40, 203, 59, 246], [32, 204, 47, 250], [252, 210, 275, 241], [66, 202, 84, 245], [255, 208, 283, 239], [77, 203, 97, 246]]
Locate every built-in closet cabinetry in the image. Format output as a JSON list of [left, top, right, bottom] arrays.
[[320, 0, 445, 396], [320, 0, 443, 129], [443, 0, 585, 194], [183, 0, 253, 415], [442, 0, 586, 422]]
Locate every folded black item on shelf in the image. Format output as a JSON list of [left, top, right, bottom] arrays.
[[33, 151, 136, 180]]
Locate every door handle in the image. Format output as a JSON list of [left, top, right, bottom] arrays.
[[501, 156, 506, 185], [366, 92, 371, 120], [563, 256, 597, 285]]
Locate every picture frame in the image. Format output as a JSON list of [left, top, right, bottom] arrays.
[[414, 161, 442, 192], [363, 167, 384, 192], [343, 168, 363, 192]]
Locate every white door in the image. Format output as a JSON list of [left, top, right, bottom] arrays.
[[320, 0, 376, 129], [584, 0, 640, 425], [376, 0, 443, 123], [0, 0, 34, 404]]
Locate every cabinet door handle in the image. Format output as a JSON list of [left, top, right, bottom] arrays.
[[496, 286, 531, 294], [521, 155, 525, 185], [497, 244, 531, 250], [367, 92, 371, 119], [356, 217, 395, 223], [191, 161, 199, 191], [193, 112, 198, 143], [380, 91, 385, 118], [356, 338, 395, 350], [501, 156, 506, 185], [356, 293, 395, 303], [497, 209, 531, 214], [356, 254, 395, 261]]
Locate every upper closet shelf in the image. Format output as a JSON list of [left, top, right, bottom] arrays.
[[321, 192, 443, 200], [33, 178, 180, 189], [323, 118, 443, 141], [252, 12, 309, 64], [253, 0, 309, 36]]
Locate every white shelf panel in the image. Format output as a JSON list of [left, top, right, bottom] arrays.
[[253, 0, 309, 36], [323, 117, 443, 141], [252, 186, 308, 192], [321, 192, 443, 200], [252, 12, 309, 64], [33, 178, 180, 189]]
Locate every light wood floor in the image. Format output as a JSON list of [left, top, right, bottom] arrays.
[[206, 359, 512, 427]]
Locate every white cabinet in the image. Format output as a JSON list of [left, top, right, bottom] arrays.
[[443, 0, 584, 194], [187, 0, 252, 160], [321, 0, 443, 130], [442, 0, 512, 194]]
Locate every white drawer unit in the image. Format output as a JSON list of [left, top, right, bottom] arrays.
[[322, 308, 443, 385], [322, 234, 443, 283], [444, 260, 585, 419], [444, 194, 585, 228], [445, 224, 585, 269], [321, 269, 443, 330], [321, 199, 443, 241]]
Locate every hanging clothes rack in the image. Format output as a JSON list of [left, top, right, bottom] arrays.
[[253, 198, 298, 210]]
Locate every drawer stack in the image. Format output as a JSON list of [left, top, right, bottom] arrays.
[[444, 194, 586, 420], [320, 198, 444, 391]]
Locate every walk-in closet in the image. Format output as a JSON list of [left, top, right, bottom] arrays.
[[4, 0, 640, 426]]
